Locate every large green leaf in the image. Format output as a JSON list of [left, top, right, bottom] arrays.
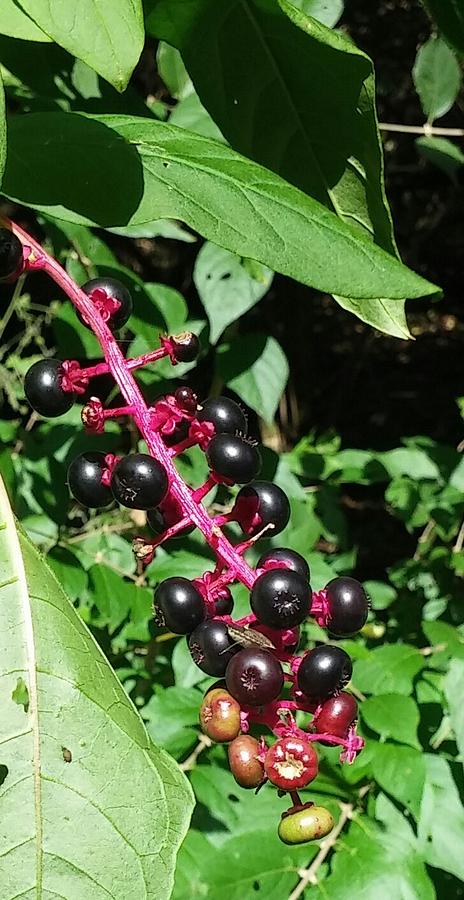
[[145, 0, 413, 336], [0, 0, 51, 41], [16, 0, 144, 90], [412, 36, 461, 122], [0, 476, 193, 897], [360, 693, 420, 748], [3, 112, 438, 306], [0, 70, 5, 189], [352, 644, 424, 695], [418, 755, 464, 881], [444, 658, 464, 757], [422, 0, 464, 56]]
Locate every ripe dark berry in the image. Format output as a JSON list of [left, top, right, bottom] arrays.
[[312, 692, 358, 738], [81, 277, 133, 330], [171, 331, 200, 362], [264, 736, 318, 790], [174, 386, 198, 415], [251, 569, 310, 629], [278, 805, 334, 845], [258, 548, 310, 582], [162, 419, 189, 447], [297, 645, 353, 702], [232, 481, 290, 537], [0, 228, 23, 280], [188, 619, 239, 676], [199, 688, 241, 743], [228, 735, 264, 788], [111, 454, 168, 509], [147, 505, 195, 538], [67, 452, 113, 508], [225, 647, 283, 706], [206, 433, 261, 484], [154, 577, 205, 634], [24, 358, 74, 418], [198, 396, 247, 435], [215, 588, 234, 616], [325, 576, 369, 636]]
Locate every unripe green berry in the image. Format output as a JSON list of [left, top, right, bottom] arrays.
[[278, 804, 334, 845], [199, 688, 241, 743]]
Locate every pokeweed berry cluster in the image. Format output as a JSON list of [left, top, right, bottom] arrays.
[[2, 221, 368, 846]]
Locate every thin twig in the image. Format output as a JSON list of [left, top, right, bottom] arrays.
[[454, 519, 464, 553], [414, 519, 435, 560], [180, 734, 212, 771], [379, 122, 464, 137]]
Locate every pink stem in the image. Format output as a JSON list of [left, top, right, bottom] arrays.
[[191, 476, 217, 503], [76, 346, 170, 380], [8, 217, 257, 590]]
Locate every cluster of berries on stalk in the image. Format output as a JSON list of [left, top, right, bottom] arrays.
[[2, 223, 368, 846]]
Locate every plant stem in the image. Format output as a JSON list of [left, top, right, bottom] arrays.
[[379, 122, 464, 136], [288, 800, 353, 899]]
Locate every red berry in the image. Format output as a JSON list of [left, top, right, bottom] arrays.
[[228, 735, 264, 788], [199, 688, 241, 743], [312, 692, 358, 738], [264, 736, 318, 790]]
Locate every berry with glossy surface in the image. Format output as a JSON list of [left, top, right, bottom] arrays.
[[67, 452, 113, 508], [81, 277, 133, 330], [297, 645, 353, 702], [111, 453, 168, 509], [174, 386, 198, 414], [257, 548, 310, 582], [325, 576, 369, 636], [278, 805, 334, 845], [251, 568, 310, 629], [199, 688, 241, 743], [146, 505, 194, 538], [228, 735, 264, 788], [233, 481, 290, 537], [206, 433, 261, 484], [162, 419, 189, 447], [225, 647, 283, 706], [0, 228, 23, 280], [171, 331, 200, 362], [189, 619, 239, 676], [312, 692, 358, 738], [198, 396, 247, 435], [24, 358, 74, 418], [264, 736, 318, 790], [153, 577, 205, 634], [215, 588, 234, 616]]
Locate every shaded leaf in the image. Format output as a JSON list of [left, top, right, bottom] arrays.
[[444, 658, 464, 756], [413, 36, 461, 121], [370, 742, 426, 818], [422, 0, 464, 56], [417, 135, 464, 178], [418, 755, 464, 881], [217, 334, 288, 423], [361, 693, 420, 748]]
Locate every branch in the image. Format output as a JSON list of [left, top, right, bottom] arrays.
[[180, 734, 212, 771], [379, 122, 464, 137], [288, 801, 353, 899]]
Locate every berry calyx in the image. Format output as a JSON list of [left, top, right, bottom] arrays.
[[188, 619, 239, 676], [198, 396, 247, 435], [199, 688, 241, 743], [312, 692, 358, 738], [228, 735, 265, 788], [111, 453, 168, 509], [325, 576, 369, 636], [174, 386, 198, 414], [154, 576, 205, 634], [81, 277, 133, 330], [232, 481, 290, 537], [206, 433, 261, 484], [278, 804, 334, 845], [251, 568, 310, 629], [67, 451, 113, 508], [225, 647, 284, 706], [171, 331, 200, 362], [24, 358, 74, 418], [264, 736, 318, 790], [257, 548, 310, 582], [0, 227, 23, 280], [297, 645, 353, 702]]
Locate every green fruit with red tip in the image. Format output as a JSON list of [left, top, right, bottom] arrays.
[[199, 688, 241, 742], [278, 804, 334, 845], [228, 735, 264, 788]]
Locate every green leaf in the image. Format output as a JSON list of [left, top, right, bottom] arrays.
[[217, 334, 288, 423], [291, 0, 343, 28], [3, 112, 438, 309], [0, 475, 193, 897], [0, 69, 5, 189], [363, 580, 397, 611], [353, 644, 424, 695], [193, 242, 273, 343], [418, 755, 464, 881], [0, 0, 50, 40], [370, 743, 426, 818], [413, 36, 461, 122], [416, 135, 464, 178], [422, 0, 464, 56], [47, 546, 88, 601], [143, 686, 201, 758], [145, 0, 415, 336], [156, 41, 193, 100], [170, 91, 226, 142], [17, 0, 144, 91], [361, 693, 420, 748], [444, 658, 464, 756]]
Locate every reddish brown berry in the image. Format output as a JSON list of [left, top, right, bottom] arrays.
[[228, 735, 265, 789], [264, 736, 318, 790], [199, 688, 241, 743]]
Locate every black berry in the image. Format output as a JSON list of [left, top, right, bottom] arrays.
[[81, 277, 133, 330], [154, 577, 205, 634], [111, 454, 168, 509], [215, 588, 234, 616], [233, 481, 290, 537], [189, 619, 239, 676], [198, 396, 247, 435], [24, 358, 74, 418], [147, 506, 195, 538], [206, 433, 261, 484], [225, 647, 284, 706], [171, 331, 200, 362], [175, 386, 198, 414], [297, 645, 353, 702], [251, 568, 310, 629], [257, 548, 310, 582], [67, 452, 113, 508], [0, 228, 23, 280], [325, 577, 369, 636], [162, 419, 189, 447]]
